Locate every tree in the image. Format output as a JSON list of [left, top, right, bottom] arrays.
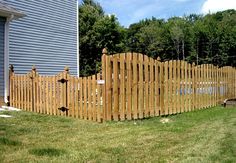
[[80, 5, 236, 75], [79, 0, 125, 76], [167, 17, 188, 60], [125, 9, 236, 67], [79, 0, 104, 76], [136, 19, 165, 58], [126, 18, 172, 60]]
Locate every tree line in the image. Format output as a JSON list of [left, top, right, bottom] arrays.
[[79, 0, 236, 76]]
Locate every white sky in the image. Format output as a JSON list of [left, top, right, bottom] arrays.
[[202, 0, 236, 13]]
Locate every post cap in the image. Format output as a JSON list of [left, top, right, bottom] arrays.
[[157, 56, 161, 61], [102, 48, 108, 54], [32, 65, 36, 71], [9, 65, 14, 72], [64, 66, 69, 72]]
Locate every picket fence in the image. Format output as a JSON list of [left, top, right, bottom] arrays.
[[9, 50, 236, 122]]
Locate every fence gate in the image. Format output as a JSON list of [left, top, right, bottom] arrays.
[[56, 68, 69, 115], [9, 65, 105, 122]]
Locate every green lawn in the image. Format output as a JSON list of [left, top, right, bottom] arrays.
[[0, 106, 236, 162]]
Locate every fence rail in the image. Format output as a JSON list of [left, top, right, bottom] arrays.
[[9, 50, 236, 122]]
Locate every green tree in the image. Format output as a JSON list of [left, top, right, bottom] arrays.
[[136, 19, 165, 58], [79, 0, 125, 76], [80, 4, 236, 75]]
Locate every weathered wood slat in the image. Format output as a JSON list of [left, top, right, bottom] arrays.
[[173, 60, 177, 114], [149, 58, 154, 117], [79, 78, 83, 119], [160, 62, 164, 115], [120, 54, 126, 120], [113, 56, 119, 121], [92, 75, 97, 121], [169, 60, 173, 115], [154, 60, 160, 116], [177, 60, 181, 113], [138, 54, 144, 118], [164, 61, 168, 115], [127, 53, 132, 120], [96, 73, 101, 122], [144, 55, 149, 117], [105, 55, 112, 120], [133, 54, 138, 119], [87, 77, 91, 119]]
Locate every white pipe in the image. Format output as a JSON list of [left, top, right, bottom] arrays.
[[76, 1, 79, 77], [4, 15, 14, 104]]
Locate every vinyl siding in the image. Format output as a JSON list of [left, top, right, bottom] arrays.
[[4, 0, 77, 75], [0, 17, 5, 96]]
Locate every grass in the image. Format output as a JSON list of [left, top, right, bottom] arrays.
[[0, 106, 236, 162]]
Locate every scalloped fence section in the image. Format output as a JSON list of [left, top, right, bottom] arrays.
[[9, 52, 236, 122], [101, 53, 236, 121]]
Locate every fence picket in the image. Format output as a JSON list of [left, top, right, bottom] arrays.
[[184, 62, 187, 112], [105, 55, 112, 120], [79, 78, 83, 119], [138, 54, 144, 118], [144, 55, 149, 117], [192, 63, 196, 110], [113, 56, 119, 121], [74, 78, 79, 118], [88, 76, 92, 120], [160, 62, 164, 115], [17, 75, 20, 108], [127, 53, 132, 120], [164, 61, 169, 115], [188, 63, 191, 111], [197, 65, 201, 110], [83, 78, 87, 119], [154, 60, 160, 116], [133, 54, 138, 119], [120, 54, 126, 120], [91, 75, 96, 121], [173, 60, 177, 114], [97, 73, 101, 122], [23, 75, 26, 110], [149, 58, 154, 117], [169, 60, 173, 115], [35, 74, 39, 113], [177, 60, 181, 113]]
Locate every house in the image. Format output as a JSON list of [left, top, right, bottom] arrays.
[[0, 0, 78, 106]]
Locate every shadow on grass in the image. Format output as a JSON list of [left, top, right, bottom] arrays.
[[0, 137, 21, 146], [99, 146, 126, 162], [29, 148, 67, 157]]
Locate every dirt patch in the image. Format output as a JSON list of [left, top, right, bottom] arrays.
[[160, 118, 171, 124], [0, 115, 13, 118]]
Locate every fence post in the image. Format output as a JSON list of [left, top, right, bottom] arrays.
[[192, 62, 196, 110], [102, 48, 107, 121], [8, 65, 14, 106], [31, 65, 37, 111], [158, 57, 165, 115], [64, 66, 69, 116], [156, 57, 161, 115]]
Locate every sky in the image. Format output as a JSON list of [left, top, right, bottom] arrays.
[[96, 0, 236, 27]]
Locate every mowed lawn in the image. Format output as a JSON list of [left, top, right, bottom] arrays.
[[0, 106, 236, 162]]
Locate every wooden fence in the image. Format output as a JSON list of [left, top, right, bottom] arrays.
[[9, 51, 236, 122], [9, 66, 104, 122]]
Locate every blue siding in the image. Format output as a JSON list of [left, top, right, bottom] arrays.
[[0, 17, 5, 97], [4, 0, 77, 75]]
